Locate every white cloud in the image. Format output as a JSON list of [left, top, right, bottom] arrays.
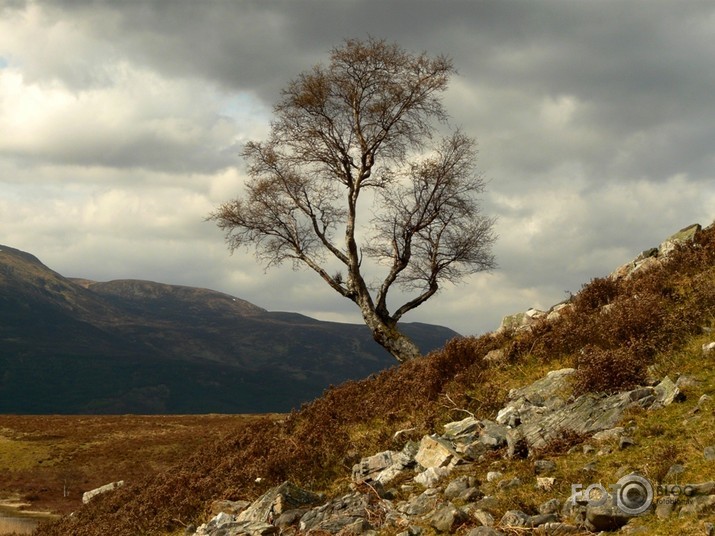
[[0, 0, 714, 340]]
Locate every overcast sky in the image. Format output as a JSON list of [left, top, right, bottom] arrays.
[[1, 0, 713, 336]]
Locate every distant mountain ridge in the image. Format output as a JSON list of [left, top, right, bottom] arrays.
[[0, 244, 459, 414]]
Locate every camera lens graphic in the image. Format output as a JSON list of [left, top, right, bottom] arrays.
[[615, 474, 653, 515]]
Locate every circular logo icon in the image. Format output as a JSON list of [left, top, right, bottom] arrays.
[[615, 474, 653, 515]]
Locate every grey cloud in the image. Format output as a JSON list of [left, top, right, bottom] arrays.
[[2, 0, 714, 336]]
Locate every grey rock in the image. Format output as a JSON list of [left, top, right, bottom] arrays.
[[592, 426, 624, 442], [298, 492, 375, 533], [195, 513, 278, 536], [619, 435, 636, 449], [396, 526, 423, 536], [210, 500, 251, 516], [527, 513, 559, 527], [685, 481, 715, 496], [499, 509, 531, 527], [658, 223, 701, 256], [539, 498, 561, 515], [352, 443, 416, 485], [512, 386, 660, 452], [655, 496, 676, 519], [675, 374, 701, 388], [429, 503, 468, 533], [582, 461, 598, 473], [486, 471, 503, 482], [414, 466, 450, 488], [400, 488, 441, 516], [582, 444, 596, 455], [444, 475, 476, 499], [460, 439, 489, 460], [497, 477, 521, 490], [237, 481, 320, 524], [466, 527, 505, 536], [483, 349, 506, 364], [653, 376, 684, 406], [704, 522, 714, 536], [534, 459, 557, 475], [506, 428, 529, 459], [478, 420, 508, 448], [458, 487, 482, 502], [704, 446, 715, 461], [665, 463, 686, 480], [82, 480, 124, 504], [536, 522, 581, 534], [443, 417, 479, 439], [585, 501, 633, 531], [496, 368, 574, 425], [415, 435, 460, 468], [473, 496, 499, 511], [679, 495, 715, 516], [463, 507, 494, 527]]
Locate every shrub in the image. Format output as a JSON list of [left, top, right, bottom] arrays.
[[572, 345, 647, 396]]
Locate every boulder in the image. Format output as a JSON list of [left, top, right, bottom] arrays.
[[497, 308, 547, 333], [415, 466, 450, 488], [659, 223, 701, 256], [585, 501, 633, 531], [478, 420, 509, 448], [444, 475, 477, 500], [237, 481, 320, 524], [298, 492, 377, 534], [443, 416, 479, 440], [352, 442, 417, 485], [415, 435, 460, 468], [429, 503, 468, 533], [82, 480, 124, 504]]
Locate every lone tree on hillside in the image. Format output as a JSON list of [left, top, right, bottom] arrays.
[[211, 38, 496, 363]]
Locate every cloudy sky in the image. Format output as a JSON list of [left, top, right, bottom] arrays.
[[1, 0, 713, 337]]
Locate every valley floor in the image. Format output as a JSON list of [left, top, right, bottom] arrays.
[[0, 414, 275, 516]]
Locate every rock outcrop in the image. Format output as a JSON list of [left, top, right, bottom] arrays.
[[497, 223, 702, 333], [191, 367, 711, 535]]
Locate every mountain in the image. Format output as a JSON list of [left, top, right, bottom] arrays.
[[0, 245, 458, 414], [32, 222, 715, 536]]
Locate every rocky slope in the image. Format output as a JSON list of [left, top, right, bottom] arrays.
[[34, 222, 715, 535], [0, 245, 457, 413]]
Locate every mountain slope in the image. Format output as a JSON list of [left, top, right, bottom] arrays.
[[32, 221, 715, 536], [0, 245, 458, 414]]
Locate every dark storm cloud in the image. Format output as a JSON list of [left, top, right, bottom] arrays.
[[1, 0, 714, 335]]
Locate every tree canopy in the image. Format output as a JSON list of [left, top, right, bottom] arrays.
[[212, 38, 496, 362]]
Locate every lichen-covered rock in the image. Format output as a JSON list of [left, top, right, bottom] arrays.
[[415, 435, 460, 468], [429, 503, 469, 533], [237, 481, 320, 524], [352, 442, 417, 485]]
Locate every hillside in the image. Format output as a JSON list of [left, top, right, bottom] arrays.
[[32, 222, 715, 535], [0, 245, 457, 414]]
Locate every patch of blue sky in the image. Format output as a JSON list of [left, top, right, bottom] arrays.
[[0, 57, 7, 68], [218, 91, 270, 125]]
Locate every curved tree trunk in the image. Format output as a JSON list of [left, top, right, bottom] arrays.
[[361, 308, 421, 363]]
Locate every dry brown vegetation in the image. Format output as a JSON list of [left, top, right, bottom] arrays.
[[33, 223, 715, 535], [0, 415, 265, 515]]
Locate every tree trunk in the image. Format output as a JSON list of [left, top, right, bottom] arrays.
[[361, 308, 421, 363]]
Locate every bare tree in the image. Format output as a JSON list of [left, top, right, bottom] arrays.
[[211, 38, 496, 363]]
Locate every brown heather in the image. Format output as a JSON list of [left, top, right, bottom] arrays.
[[35, 223, 715, 535]]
